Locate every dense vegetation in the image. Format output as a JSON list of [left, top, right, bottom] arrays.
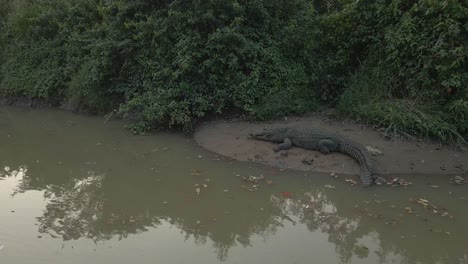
[[0, 0, 467, 142]]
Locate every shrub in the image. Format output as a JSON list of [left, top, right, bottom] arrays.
[[0, 0, 467, 142], [1, 0, 317, 130], [339, 67, 465, 143]]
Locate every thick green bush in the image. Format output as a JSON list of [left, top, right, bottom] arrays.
[[317, 0, 468, 141], [0, 0, 316, 130], [339, 67, 465, 143], [0, 0, 467, 142]]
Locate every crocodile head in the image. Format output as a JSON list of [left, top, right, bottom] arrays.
[[250, 127, 289, 143]]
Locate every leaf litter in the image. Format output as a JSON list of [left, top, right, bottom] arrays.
[[449, 176, 466, 185], [408, 197, 453, 218]]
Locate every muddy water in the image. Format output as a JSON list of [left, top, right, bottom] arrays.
[[0, 107, 467, 264]]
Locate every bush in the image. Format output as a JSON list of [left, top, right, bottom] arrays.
[[315, 0, 468, 142], [0, 40, 67, 103], [339, 67, 465, 143], [0, 0, 317, 130], [0, 0, 467, 142]]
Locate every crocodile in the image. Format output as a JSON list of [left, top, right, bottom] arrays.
[[250, 127, 374, 186]]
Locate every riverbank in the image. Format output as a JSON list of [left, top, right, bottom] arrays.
[[194, 112, 468, 178]]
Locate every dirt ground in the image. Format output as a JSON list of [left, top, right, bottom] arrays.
[[194, 113, 468, 177]]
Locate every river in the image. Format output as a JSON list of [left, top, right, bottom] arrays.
[[0, 106, 467, 264]]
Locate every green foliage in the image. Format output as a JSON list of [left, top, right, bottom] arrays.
[[0, 0, 10, 28], [0, 0, 11, 62], [250, 61, 318, 120], [118, 1, 317, 129], [316, 0, 468, 142], [448, 99, 468, 134], [1, 0, 316, 129], [314, 0, 468, 102], [0, 0, 467, 142], [0, 40, 67, 104], [375, 0, 468, 100], [339, 67, 465, 143]]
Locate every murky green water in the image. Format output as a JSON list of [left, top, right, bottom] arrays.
[[0, 106, 467, 264]]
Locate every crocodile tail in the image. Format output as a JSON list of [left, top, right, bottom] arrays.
[[359, 168, 374, 186], [339, 143, 374, 186]]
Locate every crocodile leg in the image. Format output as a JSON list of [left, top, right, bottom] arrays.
[[274, 138, 292, 152], [317, 139, 338, 154]]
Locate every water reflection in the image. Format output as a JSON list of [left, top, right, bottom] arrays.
[[1, 107, 467, 264], [2, 160, 467, 264], [2, 163, 286, 261]]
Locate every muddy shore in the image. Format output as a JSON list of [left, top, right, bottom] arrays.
[[194, 113, 468, 178]]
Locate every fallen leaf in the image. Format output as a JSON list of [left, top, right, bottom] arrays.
[[191, 169, 203, 176], [345, 179, 357, 185], [365, 146, 383, 156], [449, 176, 466, 185]]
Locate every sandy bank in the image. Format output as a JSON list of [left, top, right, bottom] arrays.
[[195, 113, 468, 178]]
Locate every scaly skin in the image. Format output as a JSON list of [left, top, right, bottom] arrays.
[[251, 127, 374, 186]]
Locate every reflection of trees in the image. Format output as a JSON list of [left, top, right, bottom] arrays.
[[38, 172, 108, 241], [271, 192, 360, 263], [2, 165, 467, 264], [3, 161, 286, 261], [1, 166, 28, 182], [270, 188, 468, 264]]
